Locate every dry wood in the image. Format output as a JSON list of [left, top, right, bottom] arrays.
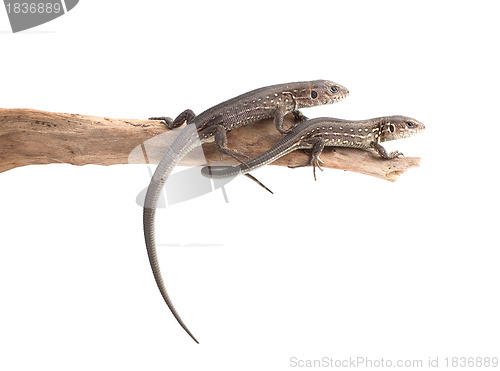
[[0, 108, 420, 181]]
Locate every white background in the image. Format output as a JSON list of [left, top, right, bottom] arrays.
[[1, 1, 499, 370]]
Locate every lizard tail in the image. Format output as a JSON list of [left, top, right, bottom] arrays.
[[143, 207, 199, 344], [143, 126, 201, 343]]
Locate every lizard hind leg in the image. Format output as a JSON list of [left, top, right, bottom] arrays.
[[148, 116, 173, 126], [288, 138, 327, 181], [309, 139, 326, 181], [212, 125, 251, 164], [149, 109, 196, 130]]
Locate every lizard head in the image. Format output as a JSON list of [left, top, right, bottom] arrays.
[[292, 80, 349, 108], [379, 116, 425, 142]]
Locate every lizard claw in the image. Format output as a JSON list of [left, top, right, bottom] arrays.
[[389, 150, 404, 159], [311, 159, 323, 181], [149, 116, 173, 126]]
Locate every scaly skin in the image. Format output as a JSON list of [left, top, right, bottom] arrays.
[[201, 115, 425, 180], [144, 80, 349, 343]]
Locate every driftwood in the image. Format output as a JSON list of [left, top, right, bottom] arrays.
[[0, 108, 420, 181]]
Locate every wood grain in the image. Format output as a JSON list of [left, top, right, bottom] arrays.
[[0, 108, 420, 181]]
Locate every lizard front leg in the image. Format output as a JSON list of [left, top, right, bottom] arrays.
[[149, 109, 196, 130], [274, 106, 289, 134], [293, 110, 309, 123], [274, 106, 309, 134], [372, 142, 403, 159]]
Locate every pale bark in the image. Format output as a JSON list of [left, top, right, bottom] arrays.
[[0, 108, 420, 181]]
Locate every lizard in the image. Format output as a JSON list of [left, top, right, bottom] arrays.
[[201, 115, 425, 180], [144, 80, 349, 343]]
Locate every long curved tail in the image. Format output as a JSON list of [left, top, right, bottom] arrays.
[[143, 125, 200, 343]]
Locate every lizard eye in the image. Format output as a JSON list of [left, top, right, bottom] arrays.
[[311, 90, 318, 98], [331, 86, 338, 93], [406, 121, 415, 127], [389, 124, 395, 133]]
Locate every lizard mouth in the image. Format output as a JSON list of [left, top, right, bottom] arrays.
[[397, 126, 425, 140], [328, 90, 349, 104]]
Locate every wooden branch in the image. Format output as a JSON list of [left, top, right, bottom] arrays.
[[0, 108, 420, 181]]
